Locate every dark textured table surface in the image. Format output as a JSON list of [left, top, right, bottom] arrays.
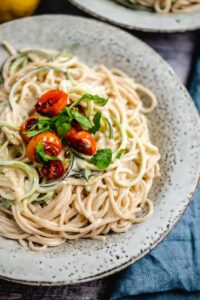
[[0, 1, 199, 299]]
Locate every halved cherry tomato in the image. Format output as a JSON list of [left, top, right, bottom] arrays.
[[40, 160, 64, 179], [20, 116, 39, 143], [71, 120, 82, 131], [26, 131, 62, 162], [65, 128, 77, 144], [65, 129, 96, 156], [35, 90, 69, 117]]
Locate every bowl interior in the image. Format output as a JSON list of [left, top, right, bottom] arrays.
[[0, 15, 199, 285], [69, 0, 200, 32]]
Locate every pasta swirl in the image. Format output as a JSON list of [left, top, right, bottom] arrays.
[[0, 42, 160, 251]]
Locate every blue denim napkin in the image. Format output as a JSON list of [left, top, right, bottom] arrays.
[[111, 56, 200, 300]]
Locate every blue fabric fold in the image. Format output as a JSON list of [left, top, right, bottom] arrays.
[[190, 55, 200, 112], [111, 54, 200, 300]]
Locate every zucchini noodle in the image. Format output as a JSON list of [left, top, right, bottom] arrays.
[[115, 0, 200, 13], [0, 41, 160, 251]]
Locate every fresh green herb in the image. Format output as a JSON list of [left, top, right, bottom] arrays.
[[26, 106, 92, 137], [90, 112, 102, 134], [116, 149, 126, 159], [71, 109, 92, 130], [26, 125, 50, 138], [26, 116, 52, 137], [80, 94, 108, 105], [176, 19, 181, 23], [53, 114, 71, 126], [57, 122, 71, 139], [26, 93, 106, 138], [37, 116, 52, 126], [52, 113, 72, 139], [70, 93, 109, 108], [36, 141, 58, 163], [90, 148, 112, 169], [62, 107, 92, 130]]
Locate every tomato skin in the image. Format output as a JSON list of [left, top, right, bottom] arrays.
[[26, 131, 62, 162], [71, 120, 82, 131], [40, 160, 64, 179], [20, 116, 39, 142], [35, 90, 69, 116], [65, 129, 96, 156], [65, 128, 77, 144]]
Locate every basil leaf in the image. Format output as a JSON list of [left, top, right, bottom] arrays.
[[72, 110, 92, 130], [55, 115, 71, 128], [116, 149, 126, 159], [36, 141, 58, 162], [90, 112, 102, 134], [37, 123, 43, 130], [26, 125, 50, 137], [70, 93, 109, 108], [62, 107, 90, 128], [27, 116, 53, 137], [52, 112, 72, 139], [37, 116, 52, 121], [37, 116, 52, 127], [80, 94, 109, 105], [60, 107, 73, 119], [57, 122, 71, 139], [90, 148, 112, 169]]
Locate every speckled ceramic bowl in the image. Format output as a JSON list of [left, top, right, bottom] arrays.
[[68, 0, 200, 32], [0, 15, 199, 285]]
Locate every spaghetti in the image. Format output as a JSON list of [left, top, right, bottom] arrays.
[[0, 41, 160, 251], [115, 0, 200, 13]]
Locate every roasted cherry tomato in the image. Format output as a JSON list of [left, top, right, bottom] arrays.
[[20, 116, 39, 143], [26, 131, 62, 162], [71, 120, 82, 132], [40, 160, 64, 179], [65, 128, 77, 144], [65, 129, 96, 156], [35, 90, 69, 116]]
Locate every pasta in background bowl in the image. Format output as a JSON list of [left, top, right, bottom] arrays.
[[68, 0, 200, 32], [0, 15, 199, 285], [115, 0, 200, 14]]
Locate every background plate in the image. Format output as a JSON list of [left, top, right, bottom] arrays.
[[68, 0, 200, 32], [0, 15, 199, 285]]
